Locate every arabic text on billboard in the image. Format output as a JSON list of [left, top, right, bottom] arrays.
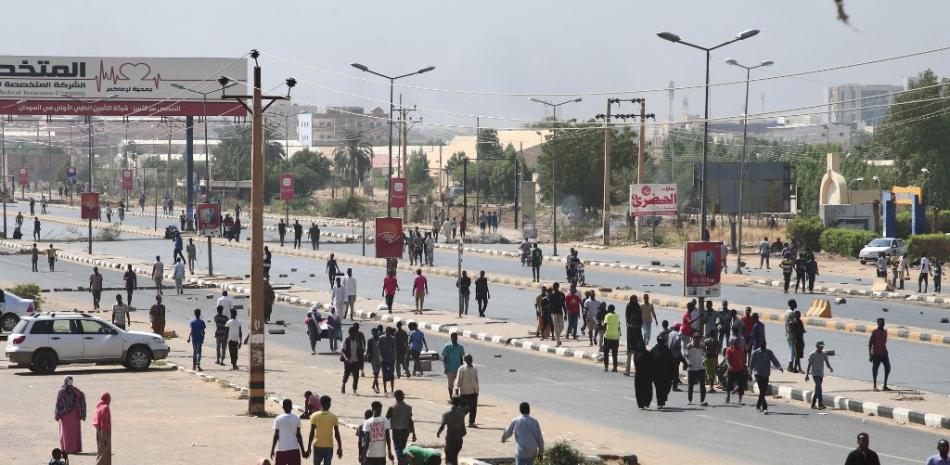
[[297, 113, 312, 148], [630, 183, 677, 217]]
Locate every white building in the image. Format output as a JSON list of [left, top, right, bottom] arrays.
[[827, 83, 903, 127]]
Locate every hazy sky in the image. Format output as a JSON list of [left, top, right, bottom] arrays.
[[6, 1, 950, 134]]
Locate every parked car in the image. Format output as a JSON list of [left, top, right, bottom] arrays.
[[858, 237, 905, 264], [5, 312, 170, 374], [0, 290, 36, 332]]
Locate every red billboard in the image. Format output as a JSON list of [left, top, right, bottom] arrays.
[[390, 177, 407, 208], [121, 169, 133, 191], [17, 167, 28, 187], [81, 192, 100, 220], [684, 241, 722, 297], [375, 217, 404, 259], [196, 203, 221, 232], [279, 174, 295, 202]]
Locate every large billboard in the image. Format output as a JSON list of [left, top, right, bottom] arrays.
[[375, 217, 404, 259], [297, 113, 312, 148], [629, 183, 677, 217], [694, 162, 792, 214], [0, 56, 247, 117], [684, 241, 722, 297]]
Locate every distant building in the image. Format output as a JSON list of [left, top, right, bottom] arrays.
[[827, 84, 902, 127]]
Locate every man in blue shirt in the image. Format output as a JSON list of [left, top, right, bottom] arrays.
[[926, 439, 949, 465], [441, 333, 465, 401], [186, 308, 206, 371], [501, 402, 544, 465]]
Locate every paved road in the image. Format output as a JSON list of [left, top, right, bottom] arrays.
[[0, 257, 941, 465]]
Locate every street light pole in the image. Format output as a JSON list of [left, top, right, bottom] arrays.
[[529, 97, 582, 256], [351, 63, 435, 218], [1, 100, 26, 238], [726, 58, 773, 274]]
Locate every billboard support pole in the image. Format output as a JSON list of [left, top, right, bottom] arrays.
[[185, 116, 195, 231], [736, 67, 752, 275], [86, 116, 93, 254]]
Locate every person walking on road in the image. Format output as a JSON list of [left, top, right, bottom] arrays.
[[366, 328, 383, 394], [172, 232, 185, 263], [173, 257, 186, 295], [844, 432, 881, 465], [55, 376, 86, 463], [380, 328, 397, 394], [650, 334, 674, 409], [436, 398, 466, 465], [413, 269, 429, 315], [474, 271, 490, 318], [632, 342, 654, 409], [750, 341, 783, 414], [583, 291, 601, 346], [361, 401, 395, 465], [341, 326, 366, 394], [869, 318, 891, 392], [805, 340, 833, 409], [454, 354, 479, 427], [123, 264, 137, 305], [501, 402, 544, 465], [724, 338, 747, 405], [308, 222, 321, 250], [789, 310, 806, 372], [271, 399, 305, 465], [684, 333, 708, 406], [383, 272, 399, 314], [547, 283, 566, 346], [33, 217, 41, 240], [565, 285, 581, 339], [624, 295, 643, 374], [758, 237, 770, 269], [89, 267, 104, 310], [331, 277, 347, 321], [408, 322, 428, 376], [387, 390, 417, 464], [305, 305, 322, 355], [326, 253, 340, 289], [293, 220, 303, 249], [151, 256, 164, 295], [30, 243, 39, 272], [457, 270, 472, 317], [919, 252, 932, 293], [226, 309, 242, 370], [29, 197, 35, 216], [935, 260, 944, 293], [897, 253, 910, 290], [529, 243, 542, 282], [92, 391, 111, 465], [46, 244, 56, 271], [784, 299, 798, 370], [602, 305, 621, 372], [187, 309, 206, 371], [111, 294, 131, 330], [395, 321, 410, 379], [306, 396, 343, 464], [149, 295, 166, 337], [926, 439, 949, 465], [277, 219, 287, 247], [441, 332, 465, 400], [212, 305, 229, 365], [640, 294, 657, 346], [342, 268, 357, 319], [780, 255, 794, 293], [186, 238, 197, 274]]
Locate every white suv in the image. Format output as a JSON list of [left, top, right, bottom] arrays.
[[1, 290, 36, 332], [5, 313, 170, 374]]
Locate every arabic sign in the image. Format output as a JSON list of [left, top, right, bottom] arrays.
[[630, 183, 677, 217], [196, 203, 221, 232], [80, 192, 100, 220], [375, 217, 404, 259], [66, 166, 76, 183], [279, 174, 295, 202], [684, 241, 722, 297], [17, 167, 27, 187], [0, 56, 247, 117], [121, 169, 133, 191], [297, 113, 312, 148], [390, 178, 408, 208]]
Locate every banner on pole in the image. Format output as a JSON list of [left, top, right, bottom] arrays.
[[121, 169, 133, 191], [375, 217, 404, 259], [279, 174, 295, 202], [66, 166, 77, 183], [684, 241, 722, 297], [297, 113, 312, 148], [629, 183, 677, 217], [390, 177, 407, 208], [80, 192, 100, 220], [17, 167, 28, 187], [196, 202, 221, 235]]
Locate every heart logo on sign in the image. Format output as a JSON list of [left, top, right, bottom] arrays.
[[118, 62, 152, 81]]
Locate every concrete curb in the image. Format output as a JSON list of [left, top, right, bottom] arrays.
[[751, 278, 950, 309], [766, 382, 950, 430]]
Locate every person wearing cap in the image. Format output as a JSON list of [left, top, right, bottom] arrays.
[[805, 340, 833, 410]]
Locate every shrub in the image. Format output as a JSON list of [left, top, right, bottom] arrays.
[[787, 217, 824, 251], [9, 283, 43, 310], [540, 441, 592, 465], [906, 234, 950, 262], [321, 195, 367, 219], [819, 228, 877, 257], [937, 210, 950, 234], [895, 211, 912, 239]]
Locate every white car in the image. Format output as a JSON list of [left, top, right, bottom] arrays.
[[5, 312, 169, 374], [0, 290, 36, 332], [858, 238, 905, 264]]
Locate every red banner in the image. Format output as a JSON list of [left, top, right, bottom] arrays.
[[279, 174, 295, 202], [81, 192, 100, 220], [684, 241, 723, 297], [390, 177, 407, 208], [17, 168, 28, 187], [196, 203, 221, 232], [121, 169, 134, 191], [375, 217, 404, 259]]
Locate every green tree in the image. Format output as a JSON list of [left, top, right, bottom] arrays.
[[289, 148, 332, 197], [212, 123, 286, 201], [332, 129, 373, 194], [406, 149, 435, 197]]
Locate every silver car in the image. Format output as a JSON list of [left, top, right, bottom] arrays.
[[858, 238, 905, 264]]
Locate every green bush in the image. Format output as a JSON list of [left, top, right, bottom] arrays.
[[320, 195, 366, 219], [787, 217, 825, 251], [896, 211, 912, 239], [937, 210, 950, 234], [540, 441, 593, 465], [9, 283, 43, 310], [819, 228, 877, 257], [906, 234, 950, 262]]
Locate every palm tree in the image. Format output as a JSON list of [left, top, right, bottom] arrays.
[[332, 129, 373, 194]]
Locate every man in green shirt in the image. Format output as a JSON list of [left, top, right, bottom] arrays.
[[403, 446, 441, 465], [602, 305, 621, 372]]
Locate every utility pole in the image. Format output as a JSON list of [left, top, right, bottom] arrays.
[[463, 158, 468, 241], [474, 117, 480, 224], [86, 116, 93, 254], [220, 50, 295, 415], [601, 99, 616, 246], [636, 98, 647, 242], [515, 142, 521, 230]]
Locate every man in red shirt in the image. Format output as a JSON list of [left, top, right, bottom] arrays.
[[382, 274, 399, 313], [724, 338, 747, 405], [868, 318, 891, 392], [412, 269, 429, 315], [565, 285, 582, 340]]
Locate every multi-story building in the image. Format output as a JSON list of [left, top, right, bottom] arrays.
[[827, 84, 903, 127]]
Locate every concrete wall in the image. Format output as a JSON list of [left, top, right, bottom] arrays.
[[820, 204, 875, 230]]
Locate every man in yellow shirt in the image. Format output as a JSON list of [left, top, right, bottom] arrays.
[[602, 305, 621, 373], [307, 395, 343, 464]]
